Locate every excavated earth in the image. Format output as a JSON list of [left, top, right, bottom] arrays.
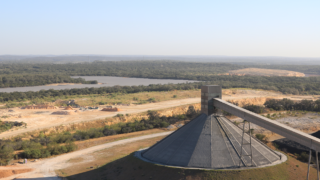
[[226, 68, 305, 77]]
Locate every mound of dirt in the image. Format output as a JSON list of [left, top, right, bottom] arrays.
[[226, 68, 305, 77], [0, 169, 32, 178], [51, 111, 74, 115], [101, 107, 119, 112], [65, 106, 73, 110]]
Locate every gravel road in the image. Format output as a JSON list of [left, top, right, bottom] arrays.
[[1, 131, 173, 180]]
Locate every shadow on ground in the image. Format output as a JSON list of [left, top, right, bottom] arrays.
[[16, 178, 64, 180], [14, 151, 318, 180], [56, 152, 316, 180], [274, 130, 320, 155]]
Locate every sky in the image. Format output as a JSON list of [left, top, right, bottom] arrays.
[[0, 0, 319, 57]]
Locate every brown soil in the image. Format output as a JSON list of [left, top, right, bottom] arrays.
[[0, 89, 317, 140], [64, 106, 73, 110], [0, 98, 201, 139], [0, 169, 32, 178], [226, 68, 305, 77], [58, 138, 318, 180], [58, 136, 166, 179]]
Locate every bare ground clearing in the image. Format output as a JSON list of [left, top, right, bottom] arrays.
[[1, 89, 318, 139], [226, 68, 305, 77]]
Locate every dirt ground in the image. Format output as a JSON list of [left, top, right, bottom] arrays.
[[0, 132, 172, 180], [3, 130, 316, 180], [1, 89, 318, 139], [226, 68, 305, 77], [0, 98, 199, 139], [0, 167, 33, 179], [59, 138, 318, 180]]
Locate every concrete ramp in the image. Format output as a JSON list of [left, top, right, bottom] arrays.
[[142, 114, 281, 169]]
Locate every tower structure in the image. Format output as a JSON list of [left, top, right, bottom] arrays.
[[140, 85, 282, 169], [201, 85, 221, 115]]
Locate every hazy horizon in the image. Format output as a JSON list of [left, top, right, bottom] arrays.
[[1, 1, 319, 57], [1, 54, 320, 59]]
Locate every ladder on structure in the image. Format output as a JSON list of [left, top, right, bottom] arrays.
[[238, 120, 254, 167]]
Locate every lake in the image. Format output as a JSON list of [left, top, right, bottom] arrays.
[[0, 76, 197, 93]]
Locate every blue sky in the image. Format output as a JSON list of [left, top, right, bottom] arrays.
[[0, 0, 319, 57]]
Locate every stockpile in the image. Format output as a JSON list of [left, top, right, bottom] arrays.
[[51, 111, 73, 115], [101, 107, 119, 112], [65, 106, 73, 110]]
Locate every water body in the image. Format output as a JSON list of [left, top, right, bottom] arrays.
[[0, 76, 196, 93]]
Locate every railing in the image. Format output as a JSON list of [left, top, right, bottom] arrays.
[[213, 98, 320, 152]]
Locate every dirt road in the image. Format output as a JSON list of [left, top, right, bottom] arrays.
[[0, 98, 199, 139], [1, 89, 308, 139], [1, 131, 173, 180]]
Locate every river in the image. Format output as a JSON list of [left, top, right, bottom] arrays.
[[0, 76, 196, 93]]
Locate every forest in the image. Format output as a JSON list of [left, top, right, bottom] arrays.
[[0, 74, 97, 88], [1, 61, 320, 76], [264, 98, 320, 112], [238, 98, 320, 114], [0, 61, 320, 99], [1, 75, 320, 103]]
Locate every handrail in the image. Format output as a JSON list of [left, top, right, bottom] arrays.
[[220, 116, 281, 160], [213, 98, 320, 152]]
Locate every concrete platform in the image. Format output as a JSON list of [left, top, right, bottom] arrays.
[[140, 114, 286, 169]]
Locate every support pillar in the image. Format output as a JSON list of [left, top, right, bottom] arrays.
[[316, 151, 319, 180], [307, 149, 312, 180], [201, 85, 222, 115]]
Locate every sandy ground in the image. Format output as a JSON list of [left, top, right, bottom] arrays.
[[0, 98, 199, 139], [1, 89, 316, 139], [227, 68, 305, 77], [0, 131, 172, 180]]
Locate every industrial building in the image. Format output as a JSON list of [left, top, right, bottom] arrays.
[[137, 85, 320, 179]]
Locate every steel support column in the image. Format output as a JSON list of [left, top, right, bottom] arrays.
[[316, 151, 319, 180], [213, 98, 320, 152], [307, 149, 312, 180], [238, 120, 254, 167]]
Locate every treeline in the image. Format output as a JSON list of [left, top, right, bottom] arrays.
[[1, 61, 320, 94], [0, 83, 201, 102], [238, 98, 320, 115], [0, 74, 97, 88], [1, 61, 320, 76], [2, 75, 320, 103], [264, 98, 320, 112], [0, 61, 243, 76], [0, 106, 199, 165]]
